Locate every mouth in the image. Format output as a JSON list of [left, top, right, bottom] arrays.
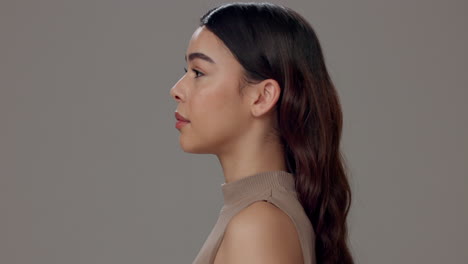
[[175, 111, 190, 122], [175, 120, 189, 130]]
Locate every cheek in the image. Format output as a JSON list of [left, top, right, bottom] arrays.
[[191, 88, 247, 144]]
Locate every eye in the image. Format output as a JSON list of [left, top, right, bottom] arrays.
[[184, 67, 204, 78]]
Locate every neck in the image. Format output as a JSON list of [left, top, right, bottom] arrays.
[[216, 136, 287, 184]]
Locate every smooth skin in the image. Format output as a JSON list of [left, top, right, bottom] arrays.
[[214, 201, 304, 264], [170, 26, 304, 263]]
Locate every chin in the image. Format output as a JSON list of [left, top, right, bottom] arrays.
[[179, 137, 214, 154], [180, 136, 221, 154]]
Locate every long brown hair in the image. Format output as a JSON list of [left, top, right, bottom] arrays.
[[200, 2, 353, 263]]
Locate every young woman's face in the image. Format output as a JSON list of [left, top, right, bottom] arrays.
[[170, 26, 251, 154]]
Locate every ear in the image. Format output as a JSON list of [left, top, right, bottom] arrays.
[[248, 79, 281, 118]]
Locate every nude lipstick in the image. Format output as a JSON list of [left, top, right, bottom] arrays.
[[175, 112, 190, 129]]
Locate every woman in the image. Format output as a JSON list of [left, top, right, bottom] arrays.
[[170, 2, 353, 264]]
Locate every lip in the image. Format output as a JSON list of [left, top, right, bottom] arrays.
[[175, 120, 189, 129], [175, 111, 190, 122]]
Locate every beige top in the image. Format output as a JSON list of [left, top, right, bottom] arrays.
[[192, 170, 316, 264]]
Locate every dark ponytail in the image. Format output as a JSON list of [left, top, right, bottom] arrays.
[[200, 2, 353, 263]]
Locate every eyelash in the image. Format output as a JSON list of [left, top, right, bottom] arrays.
[[184, 67, 204, 78]]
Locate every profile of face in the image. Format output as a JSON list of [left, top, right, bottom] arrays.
[[170, 26, 252, 155]]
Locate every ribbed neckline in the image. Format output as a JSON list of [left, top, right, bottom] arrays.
[[221, 170, 296, 206]]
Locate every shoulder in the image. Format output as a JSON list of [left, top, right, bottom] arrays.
[[216, 201, 304, 264]]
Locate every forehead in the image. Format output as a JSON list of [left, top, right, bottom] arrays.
[[186, 26, 233, 63]]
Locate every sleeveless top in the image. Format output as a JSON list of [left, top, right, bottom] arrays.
[[192, 170, 316, 264]]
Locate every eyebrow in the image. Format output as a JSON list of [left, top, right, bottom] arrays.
[[184, 52, 216, 64]]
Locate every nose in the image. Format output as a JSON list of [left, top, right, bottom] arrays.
[[170, 79, 184, 103]]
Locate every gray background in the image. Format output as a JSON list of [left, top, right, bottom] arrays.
[[1, 0, 467, 263]]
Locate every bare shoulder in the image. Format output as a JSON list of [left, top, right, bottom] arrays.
[[214, 201, 304, 264]]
